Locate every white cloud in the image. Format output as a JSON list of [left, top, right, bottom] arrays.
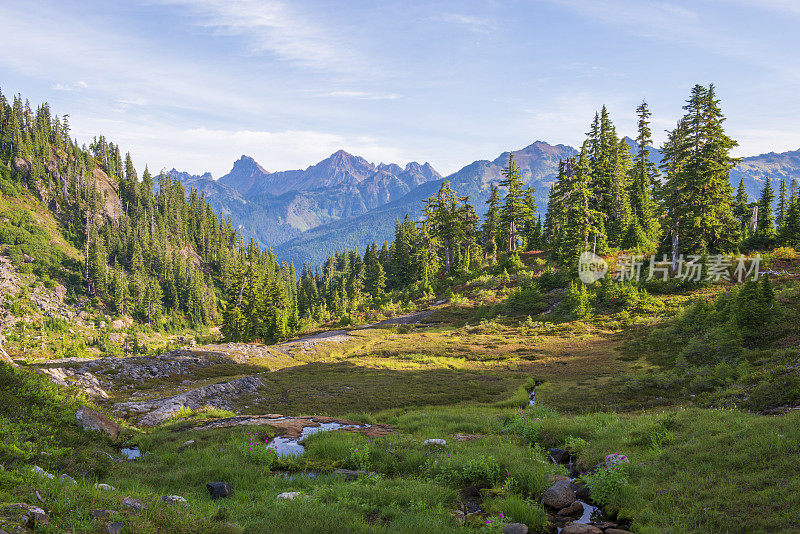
[[320, 91, 401, 100], [153, 0, 364, 72], [52, 80, 88, 91], [434, 13, 497, 34]]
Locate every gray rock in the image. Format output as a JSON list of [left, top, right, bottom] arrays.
[[542, 479, 575, 509], [162, 495, 187, 505], [422, 438, 446, 446], [206, 482, 232, 499], [94, 483, 115, 491], [558, 500, 584, 516], [548, 447, 570, 464], [31, 466, 54, 480], [123, 497, 145, 510], [60, 474, 77, 485], [502, 523, 528, 534], [276, 491, 302, 500]]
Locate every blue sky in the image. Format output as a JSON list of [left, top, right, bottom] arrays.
[[1, 0, 799, 177]]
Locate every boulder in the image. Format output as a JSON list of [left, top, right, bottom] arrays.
[[561, 524, 602, 534], [423, 438, 446, 446], [542, 479, 575, 509], [276, 492, 303, 500], [110, 319, 125, 330], [206, 482, 232, 499], [502, 523, 529, 534], [548, 448, 570, 464], [558, 501, 584, 516], [76, 407, 121, 440], [123, 497, 145, 511], [572, 481, 591, 501]]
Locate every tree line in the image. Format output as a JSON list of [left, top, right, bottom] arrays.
[[2, 84, 797, 345]]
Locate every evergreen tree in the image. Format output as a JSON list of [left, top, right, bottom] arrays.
[[660, 84, 740, 257], [499, 153, 532, 252], [627, 101, 660, 249], [756, 174, 776, 239], [481, 184, 501, 260]]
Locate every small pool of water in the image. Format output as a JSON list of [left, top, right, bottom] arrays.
[[268, 421, 369, 459], [120, 447, 144, 460]]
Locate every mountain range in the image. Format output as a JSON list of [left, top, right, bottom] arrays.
[[167, 140, 799, 266]]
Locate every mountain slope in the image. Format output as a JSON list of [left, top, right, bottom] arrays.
[[171, 152, 443, 248]]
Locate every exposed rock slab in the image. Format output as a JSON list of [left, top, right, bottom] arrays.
[[114, 375, 264, 426], [193, 414, 394, 438]]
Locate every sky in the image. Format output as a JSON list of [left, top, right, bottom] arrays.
[[1, 0, 799, 178]]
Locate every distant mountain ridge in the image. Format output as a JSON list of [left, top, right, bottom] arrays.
[[169, 140, 800, 266], [169, 151, 442, 248]]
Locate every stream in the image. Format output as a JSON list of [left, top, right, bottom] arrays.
[[268, 421, 371, 459]]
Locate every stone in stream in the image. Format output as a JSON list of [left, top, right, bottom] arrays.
[[572, 481, 591, 501], [76, 407, 121, 440], [206, 482, 233, 499], [541, 479, 575, 509], [557, 500, 584, 516], [561, 524, 603, 534], [501, 523, 528, 534], [548, 447, 570, 464]]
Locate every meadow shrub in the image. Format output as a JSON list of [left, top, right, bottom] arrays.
[[581, 462, 629, 508], [506, 283, 546, 315]]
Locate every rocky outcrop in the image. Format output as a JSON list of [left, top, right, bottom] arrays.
[[114, 375, 264, 426], [0, 332, 13, 366], [76, 407, 121, 440], [40, 367, 108, 397]]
